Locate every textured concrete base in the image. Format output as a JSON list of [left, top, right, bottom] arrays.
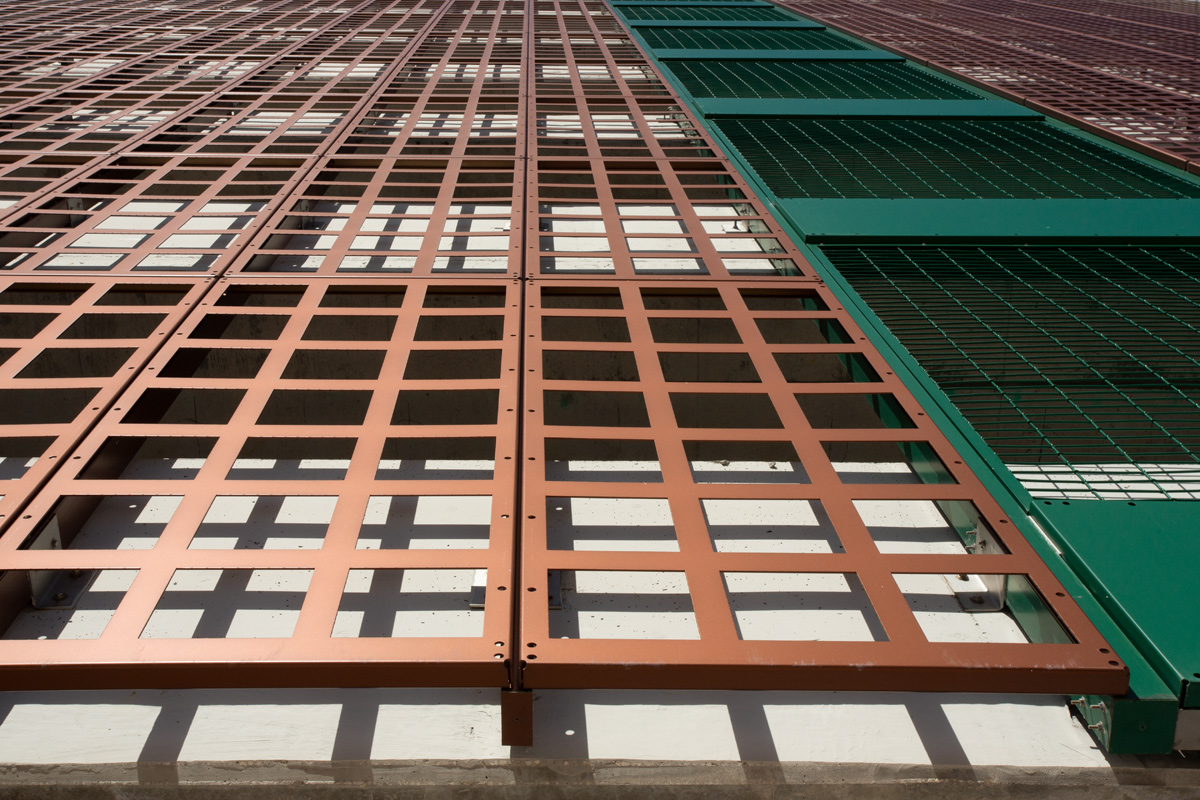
[[3, 759, 1200, 799], [3, 687, 1198, 797]]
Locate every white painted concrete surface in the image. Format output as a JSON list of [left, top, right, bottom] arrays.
[[0, 687, 1115, 768]]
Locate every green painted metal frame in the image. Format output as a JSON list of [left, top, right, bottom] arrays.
[[1035, 500, 1200, 709], [653, 49, 900, 61], [604, 0, 1196, 753], [695, 99, 1038, 119], [776, 199, 1200, 243], [623, 19, 822, 28]]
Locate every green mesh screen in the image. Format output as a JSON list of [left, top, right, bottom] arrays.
[[667, 60, 979, 99], [636, 26, 865, 49], [618, 5, 795, 20], [715, 118, 1200, 199], [824, 245, 1200, 497]]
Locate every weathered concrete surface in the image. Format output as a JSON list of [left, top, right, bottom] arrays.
[[2, 759, 1200, 799]]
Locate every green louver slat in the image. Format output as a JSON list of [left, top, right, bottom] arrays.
[[636, 25, 865, 48], [670, 59, 980, 99], [715, 118, 1200, 199], [619, 4, 793, 19]]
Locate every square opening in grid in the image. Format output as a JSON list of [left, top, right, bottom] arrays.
[[0, 437, 55, 481], [392, 389, 499, 426], [773, 352, 879, 383], [740, 289, 827, 312], [703, 499, 840, 553], [853, 499, 1003, 555], [549, 570, 700, 640], [58, 313, 165, 339], [723, 572, 886, 642], [190, 314, 289, 340], [24, 495, 183, 550], [0, 313, 58, 339], [659, 351, 760, 383], [141, 569, 312, 639], [895, 573, 1070, 644], [544, 390, 650, 427], [423, 287, 506, 308], [415, 315, 504, 341], [641, 288, 725, 310], [333, 569, 486, 638], [17, 347, 136, 379], [321, 285, 406, 308], [227, 438, 356, 480], [547, 497, 678, 551], [684, 440, 807, 483], [649, 317, 740, 344], [0, 285, 88, 306], [794, 393, 915, 429], [1, 569, 137, 641], [542, 349, 639, 382], [825, 440, 956, 485], [541, 315, 631, 343], [0, 388, 98, 424], [191, 495, 337, 549], [357, 495, 492, 550], [257, 390, 373, 425], [81, 436, 215, 480], [283, 349, 386, 380], [540, 287, 622, 309], [159, 348, 270, 379], [214, 287, 304, 307], [404, 348, 503, 380], [376, 437, 496, 480], [545, 438, 661, 482], [123, 389, 245, 425], [670, 392, 782, 429], [302, 315, 397, 341], [755, 317, 850, 345]]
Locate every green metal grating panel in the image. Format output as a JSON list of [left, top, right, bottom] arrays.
[[669, 60, 979, 100], [635, 26, 865, 49], [619, 4, 794, 19], [715, 118, 1200, 200], [822, 245, 1200, 498]]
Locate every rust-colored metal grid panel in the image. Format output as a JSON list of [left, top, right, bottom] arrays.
[[0, 1, 432, 161], [0, 0, 446, 219], [0, 276, 518, 688], [0, 0, 403, 105], [122, 7, 443, 159], [326, 0, 527, 161], [528, 0, 815, 280], [775, 0, 1200, 171], [529, 160, 815, 279], [0, 1, 330, 111], [0, 154, 316, 275], [226, 156, 525, 278], [223, 0, 529, 278], [0, 276, 211, 528], [0, 0, 230, 63], [517, 279, 1128, 695]]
